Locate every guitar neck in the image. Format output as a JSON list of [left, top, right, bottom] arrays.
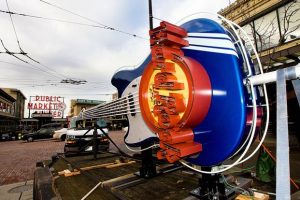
[[78, 93, 139, 120]]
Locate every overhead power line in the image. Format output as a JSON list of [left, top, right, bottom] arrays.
[[0, 60, 64, 79], [0, 39, 29, 63], [0, 42, 64, 80], [5, 0, 22, 51], [1, 0, 68, 80], [5, 0, 46, 65], [39, 0, 147, 40], [0, 9, 112, 29], [2, 0, 87, 82]]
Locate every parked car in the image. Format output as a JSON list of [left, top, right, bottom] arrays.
[[41, 123, 62, 130], [64, 128, 109, 155], [22, 128, 55, 142], [1, 133, 10, 141], [53, 128, 68, 141]]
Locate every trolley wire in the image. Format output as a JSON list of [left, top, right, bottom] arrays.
[[2, 0, 69, 79], [1, 1, 148, 84], [5, 0, 22, 51], [0, 39, 29, 63], [0, 9, 115, 29], [5, 0, 48, 65], [39, 0, 147, 40], [0, 7, 146, 80]]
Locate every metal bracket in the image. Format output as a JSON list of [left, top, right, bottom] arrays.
[[276, 69, 291, 200]]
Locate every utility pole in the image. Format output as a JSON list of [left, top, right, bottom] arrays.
[[148, 0, 153, 30], [28, 96, 32, 118]]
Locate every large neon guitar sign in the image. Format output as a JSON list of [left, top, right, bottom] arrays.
[[81, 16, 265, 167]]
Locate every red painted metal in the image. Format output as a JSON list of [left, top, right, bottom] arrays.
[[140, 21, 212, 163]]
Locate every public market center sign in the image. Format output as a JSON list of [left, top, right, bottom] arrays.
[[27, 96, 66, 118]]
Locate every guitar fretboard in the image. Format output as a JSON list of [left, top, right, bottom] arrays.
[[77, 93, 139, 120]]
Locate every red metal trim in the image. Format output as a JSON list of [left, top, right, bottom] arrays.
[[140, 21, 212, 163]]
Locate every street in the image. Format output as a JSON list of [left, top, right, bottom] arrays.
[[0, 139, 64, 186], [0, 130, 127, 186]]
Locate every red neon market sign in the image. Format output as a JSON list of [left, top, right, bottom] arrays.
[[28, 96, 66, 118]]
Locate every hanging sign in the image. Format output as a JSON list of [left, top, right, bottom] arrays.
[[28, 95, 66, 118]]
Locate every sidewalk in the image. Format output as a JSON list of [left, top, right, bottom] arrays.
[[0, 180, 33, 200]]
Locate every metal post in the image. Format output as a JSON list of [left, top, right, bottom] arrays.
[[276, 69, 291, 200], [28, 96, 32, 118], [292, 80, 300, 106], [62, 97, 65, 119], [148, 0, 153, 30], [139, 143, 156, 178], [93, 126, 98, 159], [247, 64, 300, 199]]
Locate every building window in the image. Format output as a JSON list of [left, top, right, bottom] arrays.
[[240, 23, 256, 54], [254, 10, 280, 51], [278, 1, 300, 44]]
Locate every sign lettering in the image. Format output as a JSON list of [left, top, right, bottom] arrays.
[[28, 95, 66, 118]]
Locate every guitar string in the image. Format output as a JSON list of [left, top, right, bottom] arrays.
[[83, 95, 139, 116], [81, 92, 139, 116], [84, 101, 140, 117], [83, 97, 140, 117], [84, 92, 138, 112], [80, 94, 141, 120], [83, 105, 141, 119], [83, 110, 141, 119]]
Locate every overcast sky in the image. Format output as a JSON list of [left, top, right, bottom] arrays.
[[0, 0, 230, 117]]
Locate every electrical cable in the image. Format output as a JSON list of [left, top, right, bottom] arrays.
[[227, 165, 255, 174], [261, 143, 300, 190], [40, 0, 108, 28], [0, 45, 64, 79], [2, 1, 69, 80], [169, 12, 269, 175], [125, 143, 160, 152], [223, 19, 270, 166], [178, 13, 259, 174], [0, 23, 66, 79], [221, 174, 250, 195], [152, 16, 166, 22], [215, 15, 259, 160], [5, 0, 22, 50], [0, 39, 28, 63], [39, 0, 147, 40], [0, 9, 110, 29], [1, 6, 121, 81], [4, 0, 56, 66], [95, 126, 140, 159], [0, 60, 62, 79]]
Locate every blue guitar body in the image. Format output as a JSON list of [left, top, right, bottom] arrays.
[[111, 18, 256, 166]]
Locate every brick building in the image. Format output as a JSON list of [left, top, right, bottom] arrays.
[[0, 88, 26, 139]]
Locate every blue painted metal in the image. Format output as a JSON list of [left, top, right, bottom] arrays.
[[111, 55, 151, 97], [182, 19, 247, 166], [111, 18, 253, 166]]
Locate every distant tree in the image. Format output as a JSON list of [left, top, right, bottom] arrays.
[[241, 0, 300, 69], [249, 15, 277, 52], [278, 0, 300, 45]]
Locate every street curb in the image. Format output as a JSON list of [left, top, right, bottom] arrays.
[[33, 167, 58, 200]]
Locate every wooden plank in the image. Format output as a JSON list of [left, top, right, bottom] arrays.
[[102, 173, 142, 188], [58, 160, 136, 177], [235, 192, 269, 200], [80, 162, 115, 171], [105, 161, 136, 168], [58, 169, 81, 177], [64, 171, 81, 177]]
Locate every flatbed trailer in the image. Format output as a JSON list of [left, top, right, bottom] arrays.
[[34, 150, 280, 200], [35, 152, 204, 200]]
